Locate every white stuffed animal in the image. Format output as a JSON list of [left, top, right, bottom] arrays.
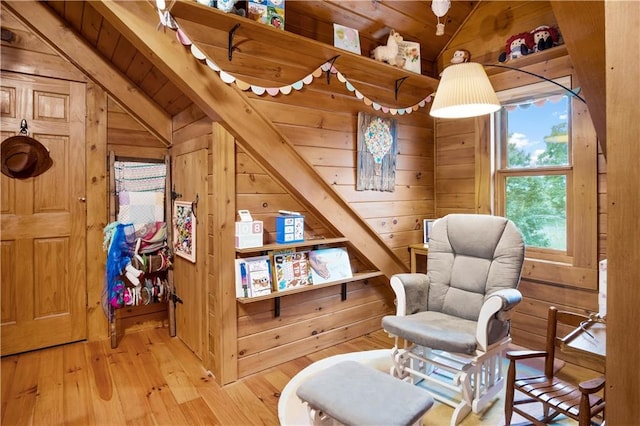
[[371, 30, 404, 66]]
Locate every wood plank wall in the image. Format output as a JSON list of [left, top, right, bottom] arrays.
[[249, 79, 435, 265], [107, 100, 167, 160], [434, 118, 479, 216], [169, 71, 434, 378], [439, 1, 606, 369], [233, 78, 433, 376]]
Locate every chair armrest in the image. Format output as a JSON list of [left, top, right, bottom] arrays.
[[506, 350, 547, 361], [389, 273, 430, 316], [579, 376, 606, 394], [476, 289, 523, 350]]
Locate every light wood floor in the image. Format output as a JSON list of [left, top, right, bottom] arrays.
[[1, 327, 600, 425]]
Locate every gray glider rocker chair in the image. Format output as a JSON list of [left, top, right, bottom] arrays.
[[382, 214, 525, 426]]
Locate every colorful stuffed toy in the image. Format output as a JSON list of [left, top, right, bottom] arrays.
[[371, 30, 404, 66], [531, 25, 560, 52], [498, 32, 535, 63]]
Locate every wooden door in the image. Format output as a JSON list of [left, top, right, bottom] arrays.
[[1, 71, 86, 355], [172, 149, 207, 359]]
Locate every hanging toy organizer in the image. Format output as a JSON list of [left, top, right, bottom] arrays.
[[105, 151, 176, 348]]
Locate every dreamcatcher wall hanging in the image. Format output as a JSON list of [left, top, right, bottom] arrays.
[[356, 113, 397, 192]]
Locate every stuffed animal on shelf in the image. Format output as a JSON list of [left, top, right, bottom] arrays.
[[450, 49, 471, 64], [498, 31, 535, 63], [371, 30, 404, 66], [531, 25, 560, 52]]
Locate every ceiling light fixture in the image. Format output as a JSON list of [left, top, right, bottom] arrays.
[[431, 0, 451, 36], [429, 62, 586, 119]]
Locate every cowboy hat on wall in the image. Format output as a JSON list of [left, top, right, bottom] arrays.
[[1, 119, 53, 180]]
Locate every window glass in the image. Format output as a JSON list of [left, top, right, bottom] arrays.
[[495, 78, 572, 253], [505, 175, 567, 250], [504, 96, 569, 169]]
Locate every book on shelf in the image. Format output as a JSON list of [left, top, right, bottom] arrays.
[[235, 255, 273, 297], [396, 40, 421, 74], [308, 247, 353, 284], [235, 258, 250, 298], [273, 250, 313, 291]]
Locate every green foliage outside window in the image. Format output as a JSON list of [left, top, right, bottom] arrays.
[[501, 97, 569, 251], [505, 175, 566, 249]]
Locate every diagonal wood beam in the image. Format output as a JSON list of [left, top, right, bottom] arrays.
[[3, 0, 172, 146], [91, 0, 406, 276]]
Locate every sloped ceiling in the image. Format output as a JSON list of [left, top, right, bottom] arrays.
[[22, 0, 477, 117], [2, 1, 606, 151]]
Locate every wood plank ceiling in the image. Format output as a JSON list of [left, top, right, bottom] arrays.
[[14, 1, 605, 151], [42, 0, 477, 119]]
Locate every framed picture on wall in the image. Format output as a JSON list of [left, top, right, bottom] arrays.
[[173, 201, 196, 263]]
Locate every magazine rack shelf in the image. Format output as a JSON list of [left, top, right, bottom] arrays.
[[235, 236, 348, 254], [235, 237, 384, 317], [237, 270, 384, 303]]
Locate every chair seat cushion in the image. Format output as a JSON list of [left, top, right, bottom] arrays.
[[296, 360, 434, 426], [382, 311, 478, 354]]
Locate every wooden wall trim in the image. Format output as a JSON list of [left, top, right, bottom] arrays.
[[605, 1, 640, 422], [210, 123, 238, 384], [474, 117, 492, 214], [3, 1, 172, 146], [85, 82, 109, 340]]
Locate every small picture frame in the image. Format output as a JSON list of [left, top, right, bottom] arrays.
[[423, 219, 434, 244], [173, 201, 196, 263], [333, 23, 361, 55]]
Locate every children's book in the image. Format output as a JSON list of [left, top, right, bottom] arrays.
[[273, 250, 313, 291], [396, 40, 421, 74], [308, 247, 353, 284], [235, 255, 273, 297], [235, 258, 251, 298]]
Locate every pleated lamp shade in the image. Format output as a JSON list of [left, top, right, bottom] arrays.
[[429, 62, 501, 119]]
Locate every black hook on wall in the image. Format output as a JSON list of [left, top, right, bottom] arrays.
[[325, 55, 340, 84], [395, 77, 408, 101], [191, 193, 199, 223], [228, 23, 241, 61], [171, 184, 182, 201]]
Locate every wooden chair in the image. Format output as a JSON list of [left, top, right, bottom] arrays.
[[505, 306, 605, 426]]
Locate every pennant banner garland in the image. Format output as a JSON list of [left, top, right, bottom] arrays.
[[158, 10, 433, 115]]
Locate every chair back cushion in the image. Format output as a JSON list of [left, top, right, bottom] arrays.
[[427, 214, 524, 322]]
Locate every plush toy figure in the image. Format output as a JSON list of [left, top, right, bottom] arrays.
[[531, 25, 560, 52], [371, 30, 404, 66], [450, 49, 470, 64], [498, 32, 535, 63]]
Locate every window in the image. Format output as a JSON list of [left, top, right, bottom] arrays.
[[494, 77, 572, 259]]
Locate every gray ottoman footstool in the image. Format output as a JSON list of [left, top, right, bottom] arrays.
[[296, 360, 434, 426]]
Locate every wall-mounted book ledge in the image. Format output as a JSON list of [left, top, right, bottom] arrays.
[[237, 270, 384, 317]]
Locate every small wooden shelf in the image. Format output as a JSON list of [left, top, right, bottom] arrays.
[[236, 270, 384, 304], [235, 236, 348, 254], [169, 0, 439, 107]]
